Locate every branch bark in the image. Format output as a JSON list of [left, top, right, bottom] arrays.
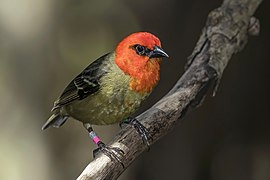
[[77, 0, 262, 179]]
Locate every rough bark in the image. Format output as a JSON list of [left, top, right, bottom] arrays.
[[77, 0, 262, 179]]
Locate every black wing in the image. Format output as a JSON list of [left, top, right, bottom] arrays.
[[52, 53, 111, 111]]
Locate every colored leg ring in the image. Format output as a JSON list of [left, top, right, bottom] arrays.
[[89, 131, 101, 145]]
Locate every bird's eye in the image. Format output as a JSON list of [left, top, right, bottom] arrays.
[[134, 45, 146, 55]]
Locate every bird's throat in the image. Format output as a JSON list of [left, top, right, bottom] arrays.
[[129, 59, 160, 93]]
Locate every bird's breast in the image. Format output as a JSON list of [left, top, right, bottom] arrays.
[[65, 60, 150, 125]]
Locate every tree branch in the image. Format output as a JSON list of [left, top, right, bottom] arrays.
[[77, 0, 262, 179]]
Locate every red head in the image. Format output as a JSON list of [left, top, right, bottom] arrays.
[[116, 32, 168, 93]]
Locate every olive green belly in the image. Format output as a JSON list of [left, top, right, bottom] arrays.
[[64, 90, 148, 125]]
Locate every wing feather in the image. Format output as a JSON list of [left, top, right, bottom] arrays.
[[52, 53, 111, 111]]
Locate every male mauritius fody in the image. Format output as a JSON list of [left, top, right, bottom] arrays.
[[42, 32, 169, 163]]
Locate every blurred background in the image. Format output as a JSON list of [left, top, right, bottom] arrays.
[[0, 0, 269, 179]]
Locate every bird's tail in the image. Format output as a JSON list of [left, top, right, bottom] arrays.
[[42, 113, 69, 130]]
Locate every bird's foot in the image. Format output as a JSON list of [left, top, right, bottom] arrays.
[[83, 123, 125, 167], [93, 141, 125, 168], [120, 117, 152, 150]]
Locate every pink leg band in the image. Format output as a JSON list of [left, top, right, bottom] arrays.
[[93, 136, 101, 144], [89, 131, 101, 145]]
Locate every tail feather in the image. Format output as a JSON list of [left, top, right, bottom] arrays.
[[42, 113, 69, 130]]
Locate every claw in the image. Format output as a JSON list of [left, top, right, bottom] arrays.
[[120, 117, 152, 150], [93, 142, 125, 168], [83, 123, 125, 168]]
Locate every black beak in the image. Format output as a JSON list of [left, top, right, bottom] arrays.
[[149, 45, 169, 58]]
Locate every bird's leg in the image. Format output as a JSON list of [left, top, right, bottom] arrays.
[[83, 123, 124, 167], [120, 117, 152, 150]]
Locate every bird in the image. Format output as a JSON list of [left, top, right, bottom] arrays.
[[42, 32, 169, 162]]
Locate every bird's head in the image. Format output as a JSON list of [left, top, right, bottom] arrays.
[[115, 32, 169, 93]]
